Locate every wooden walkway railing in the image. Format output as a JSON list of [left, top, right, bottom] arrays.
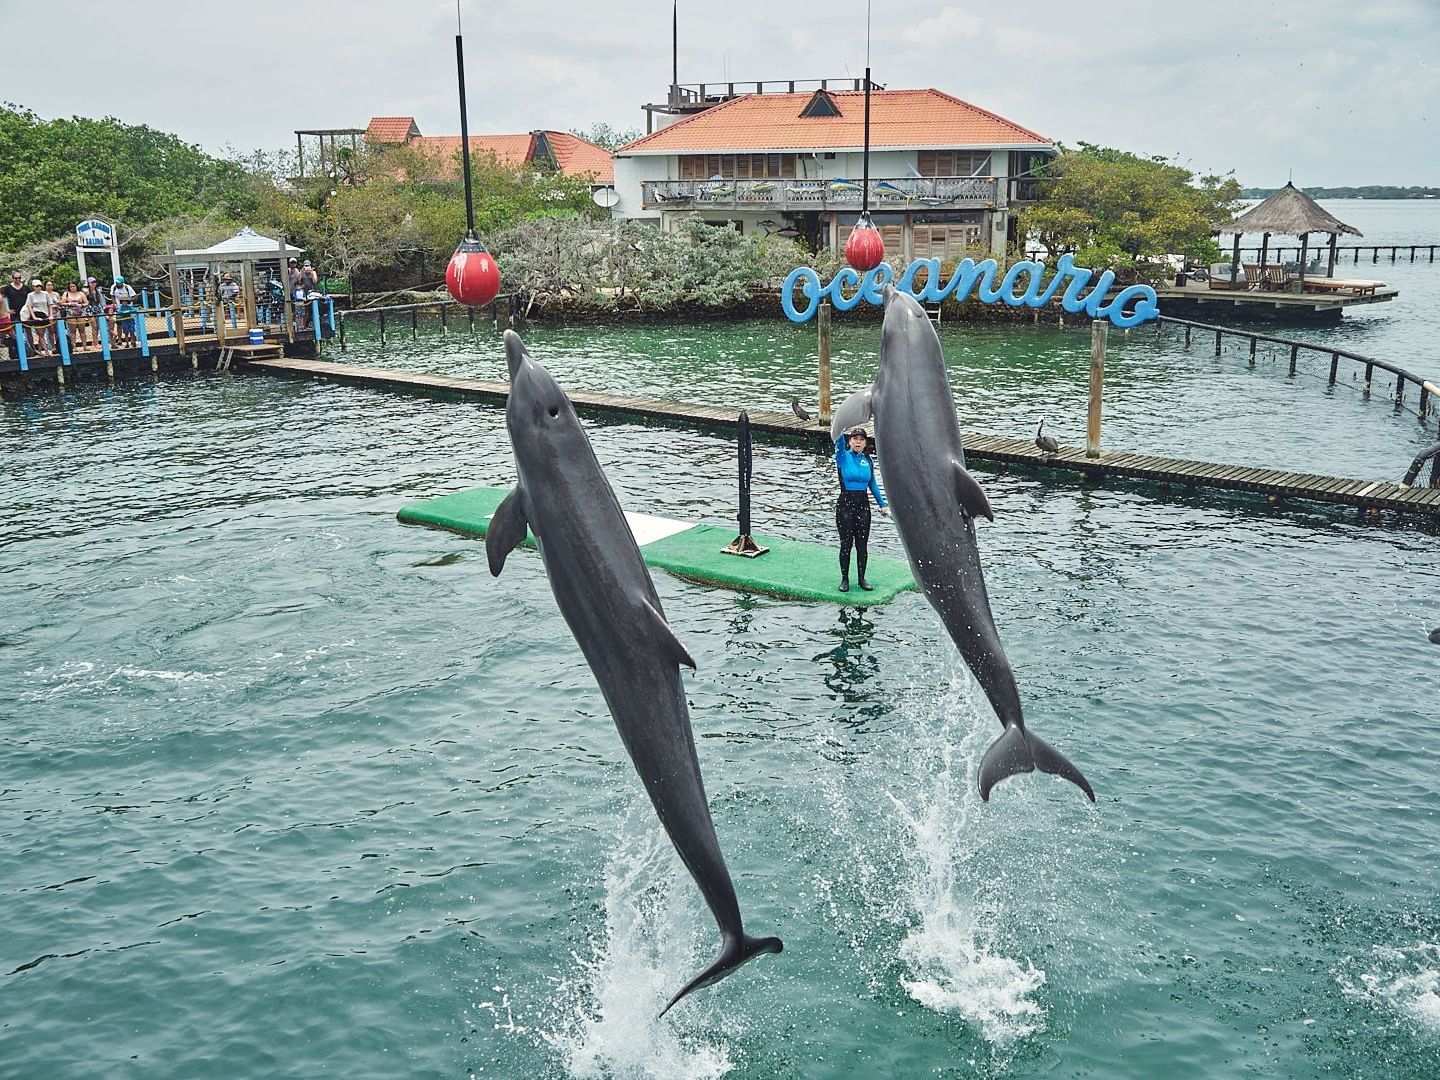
[[335, 295, 518, 350], [241, 356, 1440, 520], [1153, 315, 1440, 430]]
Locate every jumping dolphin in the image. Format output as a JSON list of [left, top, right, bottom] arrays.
[[486, 330, 782, 1013], [830, 289, 1094, 802]]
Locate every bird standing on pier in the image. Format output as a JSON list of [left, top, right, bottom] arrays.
[[791, 397, 813, 422], [1035, 417, 1060, 456]]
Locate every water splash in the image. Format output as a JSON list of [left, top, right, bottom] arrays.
[[1336, 942, 1440, 1035], [888, 672, 1048, 1047], [539, 825, 734, 1079]]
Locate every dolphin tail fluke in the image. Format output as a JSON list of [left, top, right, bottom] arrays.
[[658, 931, 783, 1018], [1026, 729, 1095, 802], [978, 725, 1094, 802]]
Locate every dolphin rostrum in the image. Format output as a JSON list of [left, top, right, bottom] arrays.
[[486, 330, 782, 1013], [830, 289, 1094, 802]]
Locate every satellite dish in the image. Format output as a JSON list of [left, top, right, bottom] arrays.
[[591, 187, 620, 208]]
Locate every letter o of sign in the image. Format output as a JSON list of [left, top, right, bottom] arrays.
[[829, 267, 864, 311], [781, 266, 823, 322]]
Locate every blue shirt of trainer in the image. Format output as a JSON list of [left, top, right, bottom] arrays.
[[835, 436, 886, 507]]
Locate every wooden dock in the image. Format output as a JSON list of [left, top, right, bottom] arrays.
[[1155, 279, 1398, 320], [244, 356, 1440, 519]]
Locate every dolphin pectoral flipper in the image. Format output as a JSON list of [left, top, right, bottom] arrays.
[[978, 724, 1095, 802], [659, 932, 785, 1018], [485, 488, 529, 577], [829, 386, 874, 441], [640, 598, 697, 670], [953, 461, 995, 522]]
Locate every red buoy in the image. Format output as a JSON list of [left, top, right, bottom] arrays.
[[446, 235, 501, 307], [844, 213, 885, 272]]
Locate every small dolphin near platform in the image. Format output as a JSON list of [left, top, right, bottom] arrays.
[[831, 288, 1094, 802], [486, 330, 782, 1014]]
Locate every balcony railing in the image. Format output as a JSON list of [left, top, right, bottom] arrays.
[[641, 176, 998, 211], [667, 77, 877, 107]]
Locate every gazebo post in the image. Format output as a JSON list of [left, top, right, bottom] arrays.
[[280, 237, 295, 343], [1230, 233, 1241, 287], [1259, 232, 1270, 273], [1298, 232, 1310, 287], [1327, 232, 1338, 277], [241, 258, 257, 332]]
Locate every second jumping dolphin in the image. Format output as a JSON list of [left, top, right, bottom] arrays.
[[486, 330, 783, 1014], [830, 288, 1094, 802]]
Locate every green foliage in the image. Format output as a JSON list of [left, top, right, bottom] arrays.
[[495, 216, 824, 312], [0, 103, 255, 256], [1018, 144, 1244, 282]]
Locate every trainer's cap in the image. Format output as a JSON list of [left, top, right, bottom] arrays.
[[848, 426, 868, 439]]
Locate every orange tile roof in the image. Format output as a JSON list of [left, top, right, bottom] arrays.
[[542, 131, 614, 183], [617, 89, 1052, 154], [365, 116, 421, 142], [405, 132, 613, 183]]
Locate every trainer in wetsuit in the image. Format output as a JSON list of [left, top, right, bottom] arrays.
[[834, 426, 889, 592]]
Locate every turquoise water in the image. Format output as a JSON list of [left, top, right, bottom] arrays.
[[4, 205, 1440, 1078]]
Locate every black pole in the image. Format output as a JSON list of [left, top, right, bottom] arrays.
[[861, 66, 871, 215], [737, 410, 752, 536], [455, 34, 476, 238], [672, 2, 678, 100]]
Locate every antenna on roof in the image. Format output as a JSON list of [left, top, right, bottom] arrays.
[[672, 2, 678, 97]]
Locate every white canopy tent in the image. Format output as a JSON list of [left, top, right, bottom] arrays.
[[160, 227, 307, 340]]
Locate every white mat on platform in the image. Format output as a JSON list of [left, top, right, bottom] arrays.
[[624, 512, 695, 547]]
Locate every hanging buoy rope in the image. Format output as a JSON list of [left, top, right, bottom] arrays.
[[844, 0, 883, 272], [446, 1, 502, 307]]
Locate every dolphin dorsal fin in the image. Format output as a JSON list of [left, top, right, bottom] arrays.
[[641, 598, 697, 670], [953, 461, 995, 521], [485, 487, 530, 576], [829, 386, 874, 441]]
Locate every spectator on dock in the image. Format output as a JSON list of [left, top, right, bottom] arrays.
[[3, 271, 30, 323], [218, 272, 240, 324], [0, 292, 14, 359], [20, 278, 56, 354], [109, 275, 138, 347], [60, 281, 92, 349], [288, 258, 310, 331], [83, 277, 105, 346]]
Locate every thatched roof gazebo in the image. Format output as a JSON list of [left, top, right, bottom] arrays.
[[1220, 182, 1363, 283]]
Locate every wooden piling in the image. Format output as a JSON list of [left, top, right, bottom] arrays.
[[379, 311, 386, 346], [338, 312, 346, 351], [1329, 353, 1340, 385], [1215, 329, 1222, 356], [1087, 319, 1107, 458], [1249, 336, 1257, 368], [1289, 344, 1298, 377], [440, 304, 448, 335], [411, 308, 419, 340], [818, 301, 832, 425]]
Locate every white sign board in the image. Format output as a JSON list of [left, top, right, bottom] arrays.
[[74, 218, 121, 281]]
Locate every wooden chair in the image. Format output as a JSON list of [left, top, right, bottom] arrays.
[[1242, 264, 1263, 290], [1264, 265, 1290, 291]]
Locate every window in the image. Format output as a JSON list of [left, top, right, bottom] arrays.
[[917, 150, 991, 177], [800, 90, 842, 118], [679, 154, 796, 179]]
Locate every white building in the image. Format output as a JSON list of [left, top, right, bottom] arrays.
[[612, 84, 1054, 259]]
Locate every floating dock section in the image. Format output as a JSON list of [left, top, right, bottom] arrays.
[[398, 486, 917, 605]]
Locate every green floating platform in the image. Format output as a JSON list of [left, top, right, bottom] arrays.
[[397, 486, 916, 606]]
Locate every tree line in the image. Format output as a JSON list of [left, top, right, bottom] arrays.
[[1, 104, 1245, 309]]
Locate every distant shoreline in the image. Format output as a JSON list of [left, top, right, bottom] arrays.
[[1242, 187, 1440, 200]]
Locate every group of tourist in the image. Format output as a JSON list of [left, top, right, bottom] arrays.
[[1, 270, 138, 357]]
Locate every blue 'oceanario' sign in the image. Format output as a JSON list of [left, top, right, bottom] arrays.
[[781, 254, 1160, 329]]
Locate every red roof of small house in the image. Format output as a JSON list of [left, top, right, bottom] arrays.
[[405, 132, 613, 183], [365, 116, 421, 142], [542, 131, 615, 183], [617, 89, 1052, 155]]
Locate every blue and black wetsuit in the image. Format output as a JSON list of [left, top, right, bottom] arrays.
[[835, 436, 886, 587]]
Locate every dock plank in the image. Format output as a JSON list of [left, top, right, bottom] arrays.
[[241, 357, 1440, 520]]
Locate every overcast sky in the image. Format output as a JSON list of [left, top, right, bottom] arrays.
[[5, 0, 1436, 187]]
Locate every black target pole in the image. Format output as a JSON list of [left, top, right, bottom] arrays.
[[738, 410, 752, 536]]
